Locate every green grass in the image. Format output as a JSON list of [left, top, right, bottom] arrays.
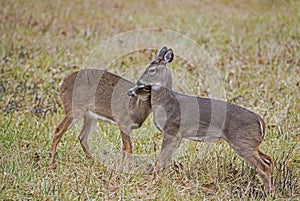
[[1, 0, 299, 200]]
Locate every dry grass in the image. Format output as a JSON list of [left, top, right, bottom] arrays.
[[1, 0, 299, 200]]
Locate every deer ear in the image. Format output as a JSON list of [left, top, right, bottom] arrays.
[[157, 47, 168, 59], [163, 49, 173, 63]]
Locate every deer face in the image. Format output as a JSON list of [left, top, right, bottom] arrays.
[[128, 47, 174, 97]]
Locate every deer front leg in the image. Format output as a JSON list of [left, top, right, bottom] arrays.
[[154, 133, 182, 173], [119, 130, 133, 172], [120, 130, 132, 157]]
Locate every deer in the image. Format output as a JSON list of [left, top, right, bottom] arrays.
[[127, 47, 274, 193], [50, 68, 154, 168]]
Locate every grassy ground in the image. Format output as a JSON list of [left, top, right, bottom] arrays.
[[1, 0, 299, 200]]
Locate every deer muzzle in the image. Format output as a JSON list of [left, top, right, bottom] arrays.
[[127, 84, 145, 97]]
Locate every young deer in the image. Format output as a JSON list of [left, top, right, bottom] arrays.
[[128, 47, 274, 193], [50, 69, 152, 167]]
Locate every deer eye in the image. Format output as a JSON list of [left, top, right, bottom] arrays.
[[148, 67, 156, 74]]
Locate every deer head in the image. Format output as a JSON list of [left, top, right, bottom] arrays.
[[127, 47, 174, 97]]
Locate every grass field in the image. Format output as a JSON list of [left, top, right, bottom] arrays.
[[1, 0, 299, 200]]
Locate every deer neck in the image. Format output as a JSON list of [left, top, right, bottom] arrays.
[[150, 87, 174, 107], [164, 69, 173, 90], [129, 95, 151, 124]]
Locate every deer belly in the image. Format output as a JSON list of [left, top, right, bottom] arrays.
[[88, 111, 117, 125], [184, 127, 222, 142]]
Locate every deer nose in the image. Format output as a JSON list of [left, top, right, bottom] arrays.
[[127, 84, 145, 97], [127, 88, 135, 97]]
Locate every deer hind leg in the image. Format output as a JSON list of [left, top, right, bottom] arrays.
[[257, 148, 274, 192], [50, 115, 74, 166], [243, 148, 274, 193], [78, 114, 97, 159], [227, 138, 274, 193]]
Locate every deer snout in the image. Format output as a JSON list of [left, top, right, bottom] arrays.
[[127, 88, 136, 97], [127, 84, 145, 97]]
